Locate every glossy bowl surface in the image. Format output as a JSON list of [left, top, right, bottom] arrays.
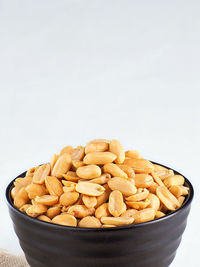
[[6, 162, 194, 267]]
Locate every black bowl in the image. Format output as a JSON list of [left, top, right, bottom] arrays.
[[6, 162, 194, 267]]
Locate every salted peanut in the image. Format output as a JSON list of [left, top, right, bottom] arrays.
[[121, 209, 137, 218], [109, 139, 125, 164], [134, 174, 153, 188], [76, 182, 105, 197], [85, 173, 111, 185], [108, 177, 137, 197], [35, 195, 58, 206], [102, 224, 116, 228], [83, 152, 117, 165], [126, 188, 149, 202], [59, 145, 73, 156], [63, 171, 80, 182], [95, 184, 111, 207], [38, 215, 52, 223], [76, 165, 101, 179], [156, 186, 180, 211], [25, 183, 47, 199], [60, 192, 79, 206], [33, 164, 51, 184], [178, 196, 185, 206], [108, 190, 124, 217], [169, 185, 189, 198], [163, 175, 185, 187], [133, 208, 155, 224], [126, 199, 150, 210], [151, 172, 164, 186], [85, 142, 109, 154], [19, 204, 32, 213], [124, 158, 154, 173], [117, 164, 135, 178], [88, 139, 110, 144], [68, 205, 95, 218], [52, 153, 72, 178], [46, 205, 61, 219], [155, 211, 165, 219], [26, 204, 47, 218], [82, 195, 97, 208], [101, 216, 134, 226], [154, 167, 174, 180], [63, 186, 75, 193], [14, 187, 29, 209], [148, 182, 159, 194], [95, 203, 110, 219], [14, 176, 32, 189], [26, 167, 36, 177], [52, 214, 77, 226], [147, 193, 160, 210], [125, 150, 141, 159], [78, 216, 102, 228], [72, 160, 85, 169], [103, 163, 128, 179], [71, 146, 85, 161], [50, 154, 58, 171], [45, 176, 63, 197]]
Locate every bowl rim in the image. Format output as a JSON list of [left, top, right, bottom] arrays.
[[6, 161, 194, 232]]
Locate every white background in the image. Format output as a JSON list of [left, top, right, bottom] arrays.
[[0, 1, 199, 266]]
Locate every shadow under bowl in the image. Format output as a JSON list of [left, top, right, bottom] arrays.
[[6, 161, 194, 267]]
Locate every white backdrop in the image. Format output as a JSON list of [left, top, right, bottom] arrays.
[[0, 1, 199, 266]]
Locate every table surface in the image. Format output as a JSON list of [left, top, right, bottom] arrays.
[[0, 1, 199, 266]]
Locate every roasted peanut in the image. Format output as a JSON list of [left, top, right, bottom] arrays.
[[95, 203, 110, 219], [19, 204, 32, 213], [76, 165, 101, 179], [147, 193, 160, 210], [52, 153, 72, 178], [155, 211, 165, 219], [82, 195, 97, 208], [109, 139, 125, 164], [38, 215, 52, 223], [169, 185, 189, 198], [151, 172, 164, 186], [83, 152, 117, 165], [35, 195, 58, 206], [103, 163, 128, 179], [85, 142, 109, 154], [133, 208, 155, 224], [60, 192, 79, 206], [121, 209, 137, 218], [124, 158, 154, 173], [117, 164, 135, 178], [76, 182, 105, 197], [68, 205, 95, 218], [26, 204, 47, 218], [52, 214, 77, 226], [125, 150, 141, 159], [88, 139, 110, 144], [46, 205, 61, 219], [108, 177, 137, 196], [134, 174, 153, 188], [63, 171, 80, 182], [178, 196, 185, 206], [108, 190, 124, 217], [101, 216, 134, 226], [102, 224, 116, 228], [148, 182, 159, 194], [45, 176, 63, 196], [14, 187, 29, 209], [126, 188, 149, 202], [78, 216, 101, 228], [126, 198, 150, 210], [95, 184, 111, 207], [71, 146, 85, 161], [25, 183, 47, 199], [50, 154, 58, 171], [84, 173, 111, 185], [59, 146, 73, 156], [156, 186, 180, 211], [72, 160, 85, 169], [33, 164, 51, 184], [163, 175, 185, 187]]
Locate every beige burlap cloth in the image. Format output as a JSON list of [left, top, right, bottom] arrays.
[[0, 250, 29, 267]]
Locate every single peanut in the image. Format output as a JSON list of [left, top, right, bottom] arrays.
[[19, 204, 32, 213], [33, 164, 51, 184], [26, 204, 47, 218], [35, 195, 59, 206], [103, 163, 128, 179], [50, 154, 58, 171], [46, 205, 61, 219], [84, 173, 111, 185], [155, 211, 165, 219], [147, 193, 160, 210], [52, 214, 77, 226], [95, 203, 110, 219], [82, 195, 97, 208], [125, 150, 141, 159], [108, 190, 124, 217], [101, 216, 134, 226], [38, 215, 52, 223], [45, 176, 63, 197], [78, 216, 102, 228], [124, 158, 154, 173], [126, 188, 149, 202], [25, 183, 47, 199], [68, 205, 95, 218], [163, 175, 185, 187], [71, 146, 85, 161], [76, 165, 101, 179], [109, 139, 125, 164], [59, 146, 73, 156], [14, 187, 29, 209], [133, 208, 155, 224], [169, 185, 189, 198], [134, 174, 153, 188], [83, 152, 117, 165], [156, 186, 180, 211], [52, 153, 72, 178], [60, 192, 79, 206], [76, 182, 105, 197], [95, 184, 111, 207], [108, 177, 137, 196], [121, 209, 137, 218], [117, 164, 135, 178], [63, 171, 80, 182], [85, 142, 109, 154], [126, 198, 150, 210]]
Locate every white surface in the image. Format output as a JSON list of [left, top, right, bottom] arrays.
[[0, 1, 199, 266]]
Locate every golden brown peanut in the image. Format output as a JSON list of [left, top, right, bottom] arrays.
[[19, 204, 32, 213], [109, 139, 125, 164], [83, 152, 117, 165], [151, 172, 164, 186], [95, 184, 111, 207], [14, 176, 32, 189], [60, 192, 79, 206], [84, 173, 111, 185], [88, 139, 110, 144], [52, 153, 72, 178], [124, 158, 154, 173], [82, 195, 97, 208], [26, 204, 47, 218], [108, 177, 137, 197], [108, 190, 124, 217], [76, 165, 101, 179], [45, 176, 63, 197], [72, 160, 85, 169], [68, 205, 95, 218], [63, 186, 75, 193], [14, 187, 29, 209], [117, 164, 135, 178], [50, 154, 58, 171], [63, 171, 80, 182], [134, 174, 153, 188], [85, 142, 109, 154], [126, 188, 149, 202], [33, 164, 51, 184], [155, 211, 165, 219], [169, 185, 189, 198], [46, 205, 61, 219], [11, 187, 17, 199], [78, 216, 102, 228], [59, 146, 73, 156], [147, 193, 160, 210], [121, 209, 137, 218], [126, 199, 150, 210], [156, 186, 180, 211], [125, 150, 141, 159], [102, 224, 116, 228], [163, 175, 185, 187], [26, 167, 36, 177], [71, 146, 85, 161], [133, 208, 155, 224], [154, 167, 174, 180], [95, 203, 110, 219], [101, 216, 134, 226], [148, 182, 159, 194], [76, 182, 105, 197], [52, 214, 77, 226], [25, 183, 47, 199], [178, 196, 185, 206], [38, 215, 52, 223], [103, 163, 128, 179], [35, 195, 59, 206]]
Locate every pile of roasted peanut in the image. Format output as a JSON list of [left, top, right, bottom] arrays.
[[11, 139, 189, 228]]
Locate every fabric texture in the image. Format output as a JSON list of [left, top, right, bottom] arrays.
[[0, 250, 29, 267]]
